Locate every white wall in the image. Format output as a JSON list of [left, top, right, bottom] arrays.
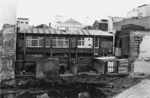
[[138, 5, 147, 18], [127, 9, 138, 18], [108, 17, 113, 32], [146, 4, 150, 17], [17, 19, 29, 31]]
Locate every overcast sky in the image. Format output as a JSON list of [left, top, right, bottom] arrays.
[[0, 0, 150, 29]]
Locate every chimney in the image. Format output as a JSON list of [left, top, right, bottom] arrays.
[[49, 23, 51, 27]]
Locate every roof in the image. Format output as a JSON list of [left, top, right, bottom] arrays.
[[69, 29, 113, 36], [82, 25, 94, 30], [35, 24, 51, 28], [62, 19, 83, 25], [21, 28, 67, 35], [17, 18, 29, 20], [20, 28, 113, 36], [111, 17, 124, 22]]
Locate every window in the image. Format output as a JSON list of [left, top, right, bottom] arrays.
[[95, 37, 99, 48], [26, 36, 44, 47], [78, 37, 84, 46], [21, 22, 24, 24], [52, 36, 69, 48], [26, 22, 28, 24], [17, 21, 20, 24], [45, 36, 51, 47], [71, 37, 76, 47]]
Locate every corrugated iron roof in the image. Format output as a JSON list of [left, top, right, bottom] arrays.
[[69, 29, 113, 36], [21, 28, 67, 35], [20, 28, 113, 36]]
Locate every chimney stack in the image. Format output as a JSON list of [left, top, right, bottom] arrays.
[[49, 23, 51, 27]]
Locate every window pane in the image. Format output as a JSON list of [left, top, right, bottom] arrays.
[[71, 38, 76, 47], [45, 36, 50, 47], [32, 36, 38, 39], [58, 36, 63, 40], [32, 40, 38, 46], [95, 38, 99, 47], [26, 40, 31, 47], [82, 41, 84, 45], [39, 39, 43, 46], [78, 40, 81, 45], [65, 40, 69, 47], [52, 39, 57, 47], [58, 40, 63, 47]]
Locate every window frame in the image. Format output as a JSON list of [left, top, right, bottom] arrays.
[[26, 35, 44, 47]]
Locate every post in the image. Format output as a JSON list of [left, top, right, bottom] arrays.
[[92, 36, 95, 67], [43, 35, 46, 58], [75, 35, 78, 75], [15, 27, 19, 75], [99, 36, 102, 57], [23, 32, 26, 75], [50, 34, 53, 57], [68, 35, 71, 67]]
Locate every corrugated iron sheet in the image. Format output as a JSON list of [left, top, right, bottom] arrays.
[[20, 28, 113, 36]]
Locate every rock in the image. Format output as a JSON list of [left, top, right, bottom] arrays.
[[78, 92, 90, 98], [37, 93, 50, 98], [1, 79, 15, 87]]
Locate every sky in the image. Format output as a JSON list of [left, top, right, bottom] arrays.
[[0, 0, 150, 29]]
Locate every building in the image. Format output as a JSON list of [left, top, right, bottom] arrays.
[[1, 24, 16, 71], [127, 4, 150, 18], [35, 23, 52, 29], [0, 30, 2, 46], [113, 16, 150, 31], [15, 28, 114, 76], [93, 19, 108, 31], [55, 16, 84, 32], [17, 18, 29, 31], [108, 16, 124, 33], [127, 8, 139, 18]]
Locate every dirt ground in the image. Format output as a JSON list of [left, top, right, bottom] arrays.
[[0, 74, 145, 98]]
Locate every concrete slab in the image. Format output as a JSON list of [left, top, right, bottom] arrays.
[[113, 79, 150, 98]]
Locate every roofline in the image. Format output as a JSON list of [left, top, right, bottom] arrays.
[[138, 4, 147, 8], [17, 18, 29, 20]]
